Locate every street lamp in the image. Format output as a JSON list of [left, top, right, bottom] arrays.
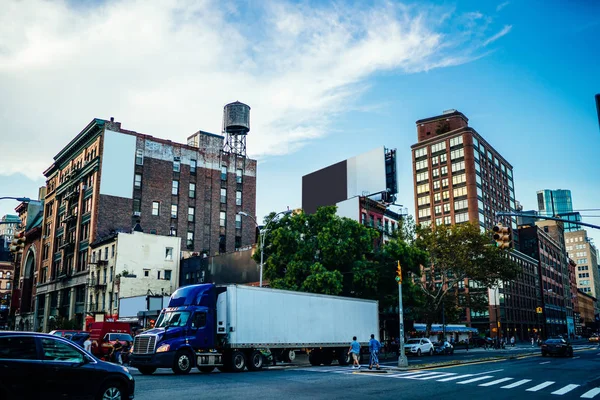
[[238, 210, 292, 288], [0, 197, 31, 202]]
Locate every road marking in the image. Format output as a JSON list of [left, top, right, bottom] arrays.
[[501, 379, 532, 389], [573, 356, 581, 359], [581, 388, 600, 398], [479, 378, 514, 387], [457, 376, 494, 384], [390, 372, 428, 378], [540, 361, 551, 364], [526, 381, 555, 392], [399, 372, 441, 379], [551, 384, 580, 395], [437, 374, 474, 382], [412, 373, 456, 380]]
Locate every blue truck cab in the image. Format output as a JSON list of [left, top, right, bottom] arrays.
[[129, 284, 223, 375]]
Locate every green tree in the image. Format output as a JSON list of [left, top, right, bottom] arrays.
[[255, 206, 380, 296], [414, 222, 520, 335]]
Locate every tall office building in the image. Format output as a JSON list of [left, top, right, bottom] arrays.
[[565, 230, 600, 310], [411, 110, 538, 337], [536, 189, 582, 232]]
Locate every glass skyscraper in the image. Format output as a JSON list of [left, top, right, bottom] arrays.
[[536, 189, 582, 232]]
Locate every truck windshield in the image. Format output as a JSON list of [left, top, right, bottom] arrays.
[[156, 311, 190, 328]]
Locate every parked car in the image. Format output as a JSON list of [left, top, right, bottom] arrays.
[[433, 341, 454, 355], [589, 335, 599, 343], [404, 338, 434, 356], [0, 331, 135, 400], [472, 337, 494, 347], [48, 329, 85, 340], [541, 338, 573, 358]]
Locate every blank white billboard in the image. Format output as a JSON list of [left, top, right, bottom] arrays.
[[100, 129, 136, 198], [346, 147, 386, 198]]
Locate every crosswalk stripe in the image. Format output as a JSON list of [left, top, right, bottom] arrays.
[[390, 372, 428, 378], [526, 381, 555, 392], [437, 374, 474, 382], [501, 379, 532, 389], [404, 372, 445, 379], [551, 384, 580, 395], [479, 378, 514, 387], [581, 388, 600, 398], [412, 373, 456, 380], [457, 376, 494, 384]]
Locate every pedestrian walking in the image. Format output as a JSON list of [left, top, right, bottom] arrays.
[[531, 337, 535, 347], [84, 336, 92, 353], [510, 336, 515, 347], [368, 334, 381, 370], [465, 338, 469, 352], [348, 336, 361, 369]]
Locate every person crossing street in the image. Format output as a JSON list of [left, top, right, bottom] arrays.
[[368, 334, 381, 370]]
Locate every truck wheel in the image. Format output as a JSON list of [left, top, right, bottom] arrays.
[[337, 350, 350, 366], [137, 367, 157, 375], [198, 366, 215, 373], [231, 350, 247, 372], [248, 350, 264, 371], [322, 350, 333, 366], [282, 349, 296, 363], [173, 350, 194, 375], [308, 350, 323, 366]]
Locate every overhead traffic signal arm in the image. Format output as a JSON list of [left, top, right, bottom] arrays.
[[493, 223, 512, 250]]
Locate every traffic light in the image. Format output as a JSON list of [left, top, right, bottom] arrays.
[[395, 261, 402, 283], [9, 232, 25, 254], [493, 223, 512, 250]]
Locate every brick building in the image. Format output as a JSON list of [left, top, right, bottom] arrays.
[[411, 110, 523, 334], [577, 289, 597, 337], [518, 221, 571, 338], [35, 105, 256, 330]]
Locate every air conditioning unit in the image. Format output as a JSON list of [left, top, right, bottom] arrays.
[[133, 211, 141, 217]]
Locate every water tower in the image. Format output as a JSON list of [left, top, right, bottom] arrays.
[[222, 101, 250, 157]]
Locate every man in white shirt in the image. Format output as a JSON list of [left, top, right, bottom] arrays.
[[84, 336, 92, 353]]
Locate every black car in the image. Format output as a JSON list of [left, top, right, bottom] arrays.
[[541, 338, 573, 358], [472, 337, 494, 347], [0, 331, 135, 400], [433, 342, 454, 355]]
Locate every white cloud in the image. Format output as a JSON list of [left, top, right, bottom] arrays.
[[496, 2, 510, 11], [483, 25, 513, 46], [0, 0, 500, 180]]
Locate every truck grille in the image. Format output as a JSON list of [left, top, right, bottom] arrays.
[[132, 335, 156, 354]]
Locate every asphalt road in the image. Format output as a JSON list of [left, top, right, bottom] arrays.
[[130, 345, 600, 400]]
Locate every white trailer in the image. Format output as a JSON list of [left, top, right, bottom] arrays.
[[217, 285, 379, 365]]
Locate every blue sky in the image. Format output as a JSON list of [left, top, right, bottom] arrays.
[[1, 0, 599, 242]]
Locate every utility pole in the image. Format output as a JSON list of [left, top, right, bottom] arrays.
[[396, 261, 408, 368]]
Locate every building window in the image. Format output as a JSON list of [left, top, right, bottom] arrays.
[[111, 244, 115, 258], [152, 201, 160, 216], [157, 271, 161, 279], [190, 159, 197, 174], [417, 184, 429, 194], [452, 174, 466, 185], [171, 204, 178, 219], [361, 213, 366, 225], [109, 266, 113, 282], [235, 236, 242, 249], [441, 178, 449, 188], [451, 161, 465, 173], [219, 235, 226, 253], [450, 148, 464, 160], [418, 208, 431, 218], [440, 153, 447, 163], [443, 203, 450, 213], [444, 216, 452, 225], [416, 172, 428, 183], [418, 196, 430, 206], [144, 270, 149, 277], [221, 166, 227, 181], [187, 231, 194, 250], [236, 214, 242, 229], [220, 211, 226, 227], [434, 193, 441, 202], [135, 149, 143, 165], [440, 166, 448, 175], [434, 206, 442, 215], [415, 160, 428, 170], [172, 180, 179, 196], [433, 181, 440, 190], [134, 174, 142, 188], [236, 191, 242, 206], [415, 147, 428, 158], [104, 248, 108, 260], [455, 213, 469, 223], [432, 169, 439, 178], [450, 135, 463, 147], [170, 227, 177, 236], [173, 158, 180, 172], [133, 199, 141, 213], [221, 188, 227, 203], [431, 142, 446, 153], [189, 183, 196, 199], [188, 207, 195, 222], [455, 199, 468, 210], [165, 270, 172, 281], [236, 169, 243, 183], [165, 247, 173, 261]]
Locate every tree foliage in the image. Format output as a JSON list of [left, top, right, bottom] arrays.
[[413, 222, 520, 333], [255, 206, 380, 296]]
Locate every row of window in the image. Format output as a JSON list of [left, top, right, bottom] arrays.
[[578, 273, 590, 278], [577, 266, 589, 271], [0, 272, 11, 280]]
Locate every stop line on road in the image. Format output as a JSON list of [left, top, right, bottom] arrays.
[[294, 366, 600, 398]]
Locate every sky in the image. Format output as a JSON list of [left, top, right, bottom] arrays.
[[1, 0, 599, 242]]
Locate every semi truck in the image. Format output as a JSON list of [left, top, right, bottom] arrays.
[[129, 283, 379, 375]]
